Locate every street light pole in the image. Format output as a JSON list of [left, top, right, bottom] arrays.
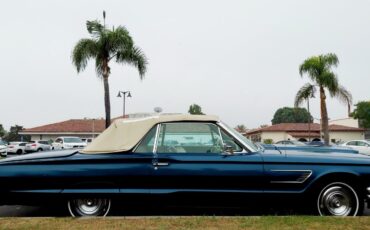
[[307, 99, 311, 142], [117, 91, 132, 117]]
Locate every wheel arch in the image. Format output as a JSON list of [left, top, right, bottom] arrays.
[[307, 171, 365, 197]]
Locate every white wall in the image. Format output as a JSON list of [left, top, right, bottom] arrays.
[[329, 131, 364, 142], [28, 134, 99, 141], [259, 131, 364, 143], [329, 118, 359, 128], [261, 132, 287, 143]]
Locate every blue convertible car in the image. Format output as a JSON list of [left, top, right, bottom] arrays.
[[1, 114, 370, 217]]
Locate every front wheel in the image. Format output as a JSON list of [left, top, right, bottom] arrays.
[[67, 198, 111, 217], [317, 182, 362, 216]]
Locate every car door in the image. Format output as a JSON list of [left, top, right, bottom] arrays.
[[357, 141, 370, 155], [346, 141, 360, 152], [148, 122, 264, 195]]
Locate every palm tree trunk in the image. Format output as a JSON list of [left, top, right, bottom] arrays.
[[103, 61, 111, 128], [103, 75, 111, 128], [320, 86, 329, 145]]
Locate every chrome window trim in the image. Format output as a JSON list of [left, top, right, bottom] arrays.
[[217, 121, 256, 153], [217, 127, 224, 147], [153, 122, 246, 154], [153, 123, 161, 154]]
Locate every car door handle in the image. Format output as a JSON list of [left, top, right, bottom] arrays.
[[153, 162, 169, 166]]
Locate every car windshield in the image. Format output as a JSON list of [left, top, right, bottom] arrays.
[[64, 137, 83, 143], [220, 122, 258, 152], [0, 140, 7, 145]]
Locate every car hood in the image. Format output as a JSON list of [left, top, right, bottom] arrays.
[[0, 150, 77, 164], [263, 149, 370, 165]]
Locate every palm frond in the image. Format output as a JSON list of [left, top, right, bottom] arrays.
[[299, 57, 322, 80], [72, 39, 98, 73], [294, 83, 316, 107], [86, 20, 105, 37], [320, 71, 339, 96], [321, 53, 339, 69], [116, 46, 148, 79], [106, 26, 133, 55], [334, 85, 353, 105]]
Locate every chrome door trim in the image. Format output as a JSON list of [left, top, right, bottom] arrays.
[[269, 169, 313, 184]]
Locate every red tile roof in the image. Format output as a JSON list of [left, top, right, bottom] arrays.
[[21, 119, 106, 133], [287, 132, 320, 138], [246, 123, 364, 135]]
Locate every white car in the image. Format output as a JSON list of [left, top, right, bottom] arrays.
[[7, 142, 27, 155], [81, 138, 93, 145], [25, 140, 51, 153], [0, 140, 7, 157], [52, 137, 87, 150], [342, 140, 370, 155]]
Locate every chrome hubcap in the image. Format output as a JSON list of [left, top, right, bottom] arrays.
[[68, 198, 111, 217], [318, 184, 358, 216]]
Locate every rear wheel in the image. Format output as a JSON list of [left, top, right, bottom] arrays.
[[317, 182, 362, 216], [67, 198, 111, 217], [16, 149, 22, 155], [37, 148, 43, 152]]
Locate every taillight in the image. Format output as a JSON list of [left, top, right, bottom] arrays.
[[32, 144, 37, 147], [9, 146, 14, 148]]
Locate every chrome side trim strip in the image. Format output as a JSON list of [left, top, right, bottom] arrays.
[[270, 170, 313, 184]]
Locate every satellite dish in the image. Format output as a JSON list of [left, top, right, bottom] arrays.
[[154, 107, 163, 113]]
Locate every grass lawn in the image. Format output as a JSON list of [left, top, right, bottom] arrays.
[[1, 216, 370, 230]]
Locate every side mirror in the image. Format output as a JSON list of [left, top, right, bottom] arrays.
[[223, 145, 234, 155]]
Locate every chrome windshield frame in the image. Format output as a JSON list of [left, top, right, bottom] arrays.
[[217, 121, 258, 153]]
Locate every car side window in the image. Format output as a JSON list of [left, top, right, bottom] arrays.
[[156, 123, 223, 154], [19, 143, 26, 146], [135, 125, 158, 153], [357, 141, 367, 147], [347, 141, 357, 146]]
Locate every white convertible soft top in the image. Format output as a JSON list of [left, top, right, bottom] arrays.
[[81, 114, 219, 154]]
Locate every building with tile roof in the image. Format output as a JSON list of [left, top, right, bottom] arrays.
[[246, 123, 365, 144]]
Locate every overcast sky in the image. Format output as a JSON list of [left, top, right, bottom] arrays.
[[1, 0, 369, 130]]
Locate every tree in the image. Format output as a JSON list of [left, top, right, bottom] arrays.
[[0, 124, 6, 138], [72, 12, 148, 128], [4, 125, 27, 142], [295, 53, 352, 145], [352, 101, 370, 128], [235, 124, 247, 133], [272, 107, 313, 124], [188, 104, 204, 115]]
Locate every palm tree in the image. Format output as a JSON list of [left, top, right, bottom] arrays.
[[294, 53, 352, 145], [72, 13, 147, 128], [235, 124, 247, 133]]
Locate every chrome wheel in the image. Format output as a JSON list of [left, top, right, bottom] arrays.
[[68, 198, 111, 217], [317, 182, 359, 216]]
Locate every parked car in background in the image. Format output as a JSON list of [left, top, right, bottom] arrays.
[[275, 140, 306, 146], [81, 138, 93, 145], [52, 137, 87, 150], [7, 142, 27, 155], [306, 140, 325, 146], [1, 114, 370, 217], [0, 140, 7, 157], [342, 140, 370, 155], [25, 140, 51, 153]]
